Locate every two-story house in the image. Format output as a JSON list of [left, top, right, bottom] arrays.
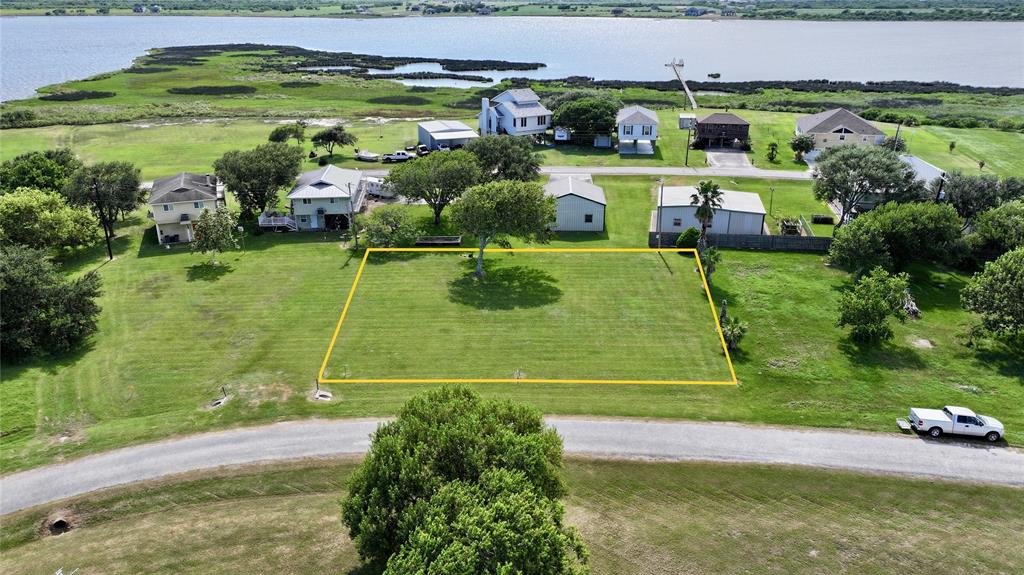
[[694, 112, 751, 148], [479, 88, 552, 138], [148, 172, 225, 245], [617, 105, 659, 155], [286, 165, 366, 231]]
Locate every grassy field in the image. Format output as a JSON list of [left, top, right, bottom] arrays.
[[2, 173, 1020, 473], [3, 458, 1023, 574], [879, 122, 1024, 177], [324, 250, 732, 382]]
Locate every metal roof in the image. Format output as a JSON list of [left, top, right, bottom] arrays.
[[617, 105, 659, 125], [287, 165, 361, 200], [544, 176, 606, 205], [900, 154, 946, 184], [418, 120, 477, 134], [149, 172, 219, 204], [796, 108, 884, 136], [659, 186, 766, 214], [495, 88, 541, 103]]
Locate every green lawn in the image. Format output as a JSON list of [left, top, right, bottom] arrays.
[[879, 122, 1024, 177], [3, 173, 1020, 473], [3, 459, 1022, 574], [325, 250, 731, 382]]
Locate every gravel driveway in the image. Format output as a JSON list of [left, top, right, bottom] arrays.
[[3, 418, 1021, 514]]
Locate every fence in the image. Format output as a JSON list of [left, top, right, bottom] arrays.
[[647, 231, 831, 252]]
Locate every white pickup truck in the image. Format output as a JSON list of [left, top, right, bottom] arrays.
[[908, 405, 1004, 442]]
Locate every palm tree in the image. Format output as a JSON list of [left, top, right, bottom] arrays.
[[698, 246, 722, 283], [721, 316, 748, 351], [690, 179, 723, 252]]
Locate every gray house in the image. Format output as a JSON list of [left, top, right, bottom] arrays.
[[617, 105, 659, 155], [286, 165, 365, 231], [796, 108, 885, 161], [544, 175, 606, 232], [148, 173, 225, 244]]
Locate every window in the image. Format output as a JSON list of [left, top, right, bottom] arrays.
[[162, 204, 173, 212], [642, 125, 652, 136], [672, 218, 682, 227], [193, 201, 204, 209], [299, 215, 309, 223], [537, 116, 546, 126], [518, 117, 527, 128], [302, 198, 312, 205], [584, 214, 593, 223], [623, 125, 633, 136], [329, 198, 336, 204], [839, 134, 846, 141]]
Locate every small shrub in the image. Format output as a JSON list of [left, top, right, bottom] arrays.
[[366, 95, 430, 105], [280, 81, 320, 88], [39, 90, 116, 101], [676, 227, 700, 249], [408, 85, 437, 93], [317, 156, 329, 166], [166, 85, 257, 95]]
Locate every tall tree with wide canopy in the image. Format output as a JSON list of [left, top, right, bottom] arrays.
[[689, 179, 723, 250], [812, 145, 927, 230], [1, 244, 102, 360], [464, 135, 542, 182], [311, 125, 357, 156], [0, 148, 82, 195], [64, 161, 142, 260], [942, 172, 1001, 230], [385, 150, 481, 226], [341, 386, 568, 568], [961, 247, 1024, 340], [382, 469, 588, 575], [268, 122, 306, 145], [551, 97, 618, 145], [0, 187, 97, 251], [213, 142, 303, 219], [450, 180, 556, 277]]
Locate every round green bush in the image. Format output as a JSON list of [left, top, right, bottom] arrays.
[[676, 227, 700, 248]]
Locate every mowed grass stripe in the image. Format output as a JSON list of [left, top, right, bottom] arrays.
[[325, 251, 731, 382]]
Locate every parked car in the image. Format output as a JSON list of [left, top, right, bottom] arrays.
[[416, 144, 431, 156], [382, 150, 415, 163], [355, 150, 380, 162], [908, 405, 1004, 441]]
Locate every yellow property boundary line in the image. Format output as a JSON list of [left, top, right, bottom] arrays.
[[317, 247, 738, 386]]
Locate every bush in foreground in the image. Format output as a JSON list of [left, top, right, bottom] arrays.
[[360, 205, 421, 247], [961, 247, 1024, 341], [341, 386, 575, 569], [0, 245, 102, 360], [837, 267, 910, 343]]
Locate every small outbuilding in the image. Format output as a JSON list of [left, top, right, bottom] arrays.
[[652, 186, 766, 239], [417, 120, 479, 150], [678, 113, 696, 130], [544, 175, 606, 232]]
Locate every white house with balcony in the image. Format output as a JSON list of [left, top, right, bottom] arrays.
[[280, 165, 367, 231], [148, 172, 225, 245], [617, 105, 659, 155], [478, 88, 552, 137]]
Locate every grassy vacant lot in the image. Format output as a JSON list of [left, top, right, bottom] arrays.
[[2, 176, 1020, 473], [3, 459, 1022, 574], [325, 250, 732, 382], [879, 122, 1024, 177]]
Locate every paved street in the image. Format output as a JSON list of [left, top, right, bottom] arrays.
[[3, 418, 1021, 514]]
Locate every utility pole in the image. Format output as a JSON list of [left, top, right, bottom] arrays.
[[684, 126, 692, 166], [892, 121, 903, 152], [347, 182, 359, 250], [769, 183, 776, 217], [91, 178, 113, 261], [656, 178, 665, 248]]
